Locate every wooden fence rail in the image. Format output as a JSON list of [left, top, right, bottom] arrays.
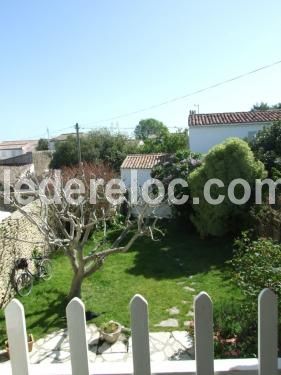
[[2, 288, 280, 375]]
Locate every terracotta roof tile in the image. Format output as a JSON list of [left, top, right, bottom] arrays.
[[121, 153, 169, 169], [188, 110, 281, 126]]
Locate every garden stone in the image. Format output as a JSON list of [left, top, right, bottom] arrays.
[[155, 319, 179, 328], [183, 286, 196, 292], [167, 306, 180, 315], [98, 340, 127, 354], [171, 331, 193, 349], [186, 310, 194, 317]]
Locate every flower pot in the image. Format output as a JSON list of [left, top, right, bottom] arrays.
[[100, 321, 121, 344], [5, 334, 34, 358]]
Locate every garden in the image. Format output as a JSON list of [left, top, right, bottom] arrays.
[[0, 224, 241, 349], [1, 121, 281, 359]]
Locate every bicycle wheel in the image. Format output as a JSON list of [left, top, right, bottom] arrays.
[[39, 259, 52, 281], [16, 272, 33, 297]]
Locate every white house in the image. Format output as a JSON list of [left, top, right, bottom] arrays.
[[120, 153, 172, 218], [189, 110, 281, 153], [0, 140, 37, 160]]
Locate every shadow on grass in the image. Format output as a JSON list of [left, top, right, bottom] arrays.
[[126, 224, 234, 280], [24, 291, 68, 333], [0, 286, 69, 346]]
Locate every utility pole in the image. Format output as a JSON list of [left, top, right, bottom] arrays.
[[47, 127, 50, 150], [194, 104, 200, 114], [75, 123, 82, 167]]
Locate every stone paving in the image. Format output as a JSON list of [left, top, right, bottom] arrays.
[[0, 325, 194, 364], [0, 282, 197, 365]]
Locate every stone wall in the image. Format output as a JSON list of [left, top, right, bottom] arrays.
[[0, 203, 47, 308], [32, 150, 53, 176]]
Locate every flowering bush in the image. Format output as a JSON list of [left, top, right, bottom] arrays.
[[151, 150, 201, 222], [231, 231, 281, 297]]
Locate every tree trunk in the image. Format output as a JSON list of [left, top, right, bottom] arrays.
[[68, 271, 84, 300]]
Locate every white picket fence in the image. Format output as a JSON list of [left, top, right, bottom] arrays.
[[2, 288, 281, 375]]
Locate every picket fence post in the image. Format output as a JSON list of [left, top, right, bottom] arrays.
[[130, 294, 151, 375], [258, 288, 278, 375], [5, 299, 30, 375], [4, 291, 279, 375], [66, 297, 90, 375], [194, 292, 214, 375]]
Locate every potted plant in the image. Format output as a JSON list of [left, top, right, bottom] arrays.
[[5, 334, 34, 357], [100, 321, 121, 344]]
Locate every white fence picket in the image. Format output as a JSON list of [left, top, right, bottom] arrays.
[[5, 299, 30, 375], [258, 288, 278, 375], [66, 297, 90, 375], [130, 294, 151, 375], [3, 291, 280, 375], [194, 292, 214, 375]]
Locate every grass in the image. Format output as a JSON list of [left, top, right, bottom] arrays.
[[0, 223, 243, 347]]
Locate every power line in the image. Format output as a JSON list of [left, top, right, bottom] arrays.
[[81, 125, 185, 131], [80, 58, 281, 126]]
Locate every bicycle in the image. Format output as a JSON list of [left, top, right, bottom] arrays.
[[15, 256, 52, 297]]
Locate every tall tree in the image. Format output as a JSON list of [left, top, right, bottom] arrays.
[[134, 119, 168, 141], [140, 130, 188, 154], [251, 102, 281, 111], [50, 130, 138, 170], [249, 121, 281, 178], [36, 138, 49, 151], [6, 163, 162, 300]]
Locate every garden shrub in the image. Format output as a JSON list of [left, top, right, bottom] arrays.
[[249, 121, 281, 178], [231, 232, 281, 297], [188, 138, 266, 237], [213, 300, 258, 358], [213, 231, 281, 358], [151, 150, 201, 223], [250, 198, 281, 241], [225, 232, 281, 357]]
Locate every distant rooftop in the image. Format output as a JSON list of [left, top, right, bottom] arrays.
[[188, 110, 281, 127], [50, 133, 86, 142], [0, 140, 38, 150], [121, 153, 169, 169]]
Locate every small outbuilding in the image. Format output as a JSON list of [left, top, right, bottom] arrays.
[[120, 153, 172, 218]]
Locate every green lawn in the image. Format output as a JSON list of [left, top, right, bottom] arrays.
[[0, 224, 242, 346]]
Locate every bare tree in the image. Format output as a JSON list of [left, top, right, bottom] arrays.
[[4, 163, 163, 300]]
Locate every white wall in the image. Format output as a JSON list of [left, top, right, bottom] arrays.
[[121, 168, 172, 218], [121, 168, 151, 189], [189, 122, 272, 154]]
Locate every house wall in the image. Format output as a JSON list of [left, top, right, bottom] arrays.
[[121, 168, 151, 189], [121, 168, 172, 218], [189, 122, 272, 153], [0, 203, 47, 308]]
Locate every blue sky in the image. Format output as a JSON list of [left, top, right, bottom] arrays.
[[0, 0, 281, 140]]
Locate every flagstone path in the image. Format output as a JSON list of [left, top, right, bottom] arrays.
[[0, 324, 194, 365]]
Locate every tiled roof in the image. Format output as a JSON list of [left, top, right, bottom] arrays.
[[188, 110, 281, 126], [121, 153, 169, 169]]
